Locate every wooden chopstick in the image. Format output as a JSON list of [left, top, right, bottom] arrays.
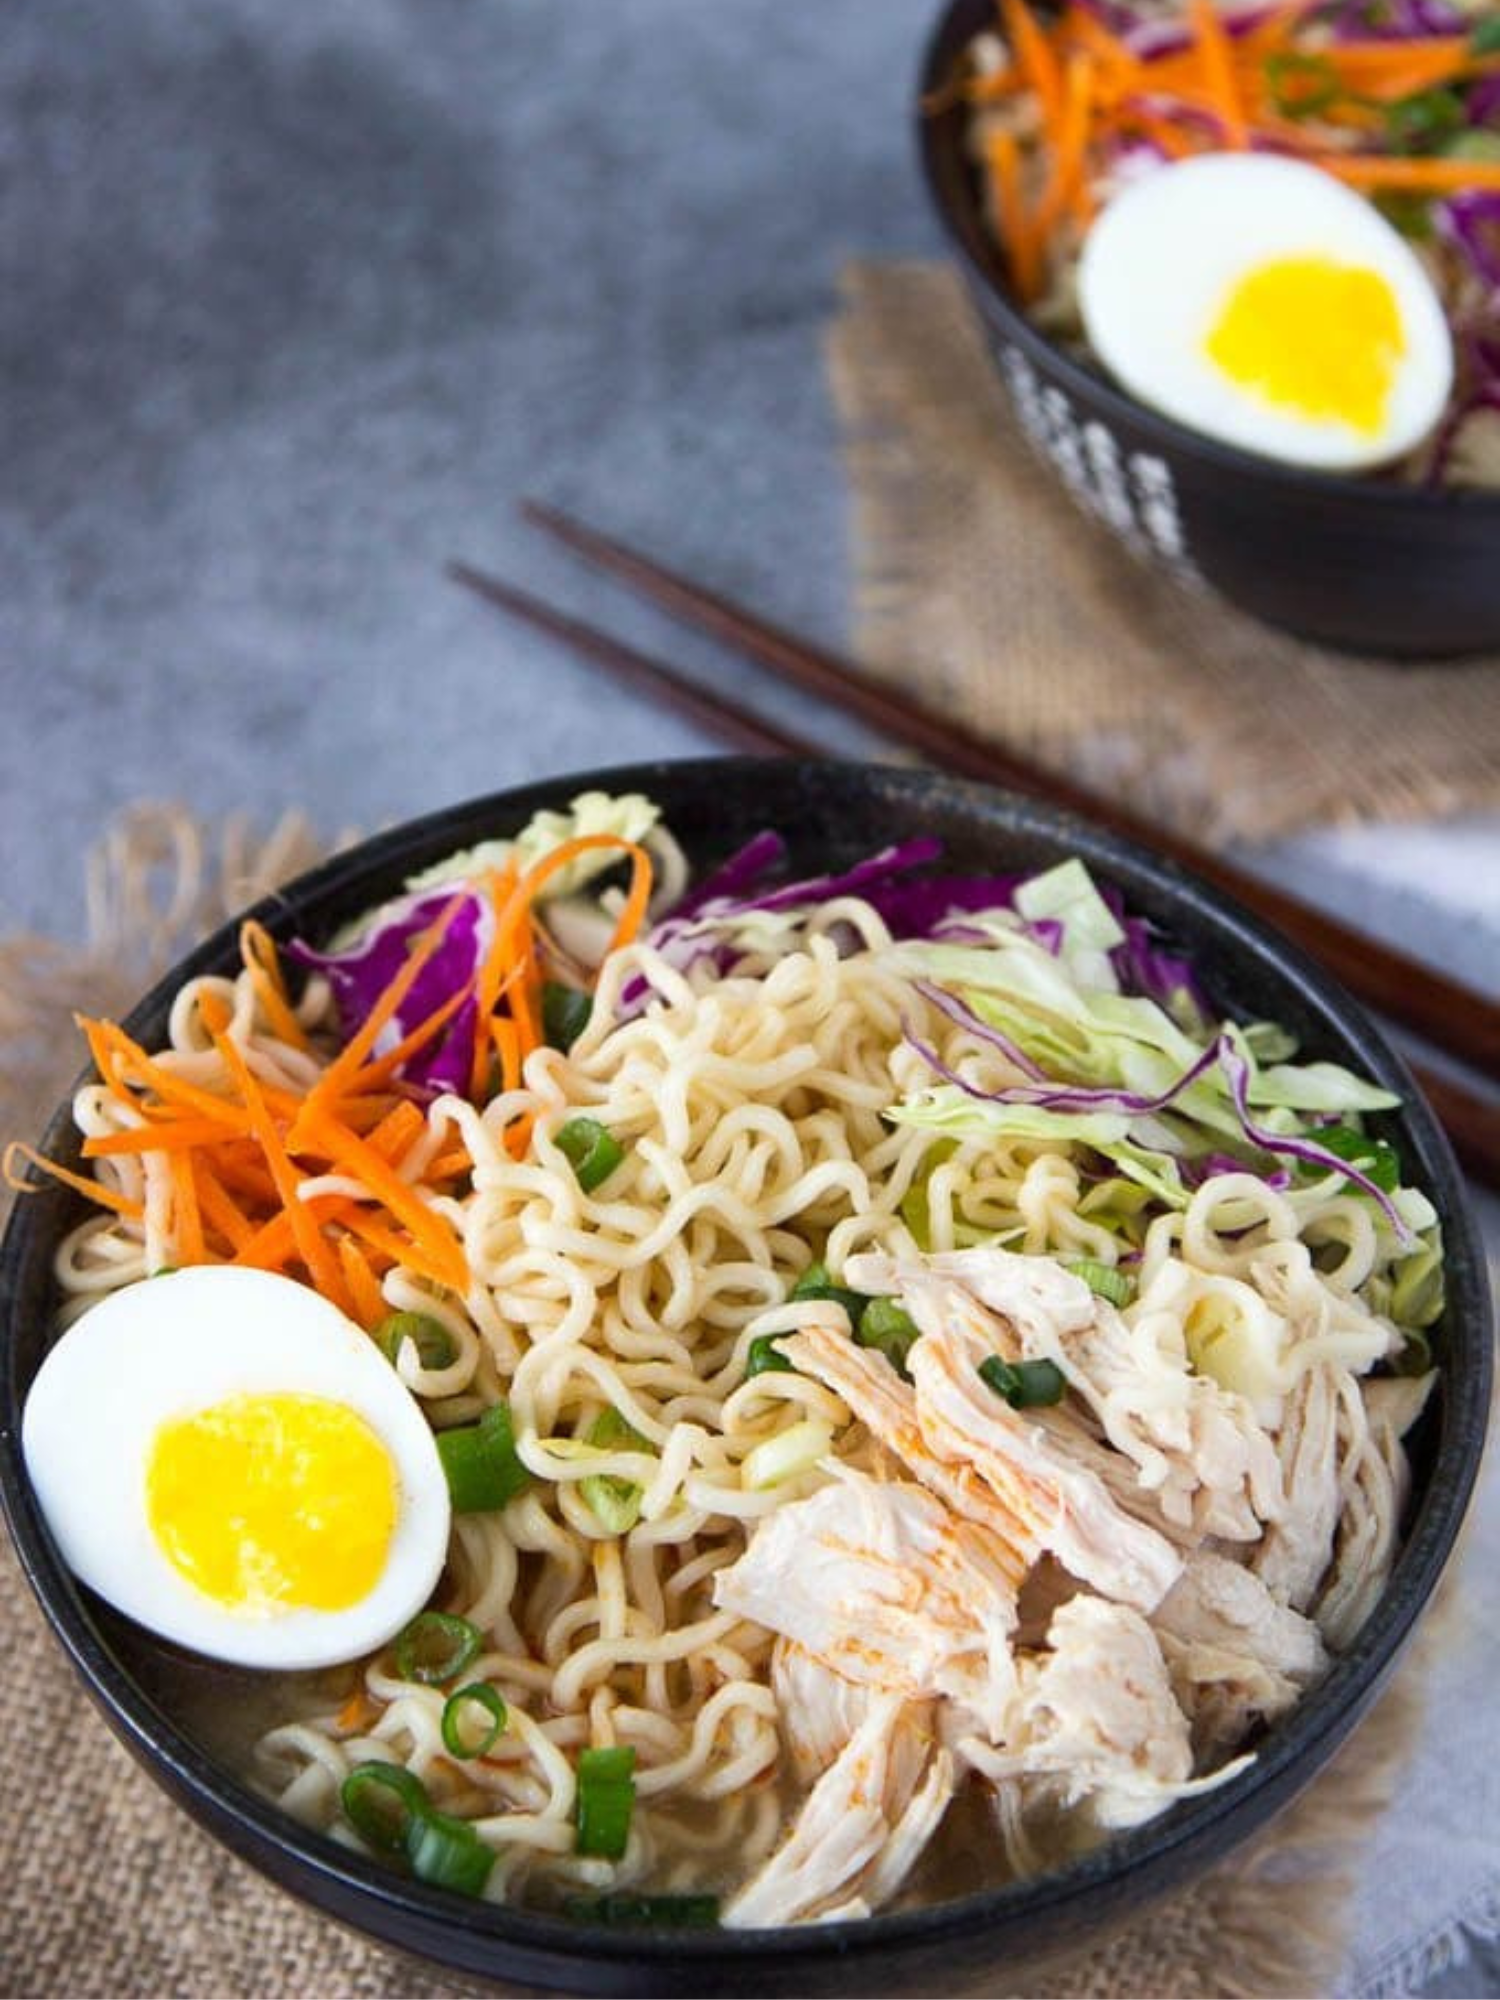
[[518, 498, 1500, 1086], [446, 563, 814, 758], [448, 552, 1500, 1190]]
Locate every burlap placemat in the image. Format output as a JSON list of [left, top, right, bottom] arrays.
[[827, 261, 1500, 846], [0, 809, 1458, 1998]]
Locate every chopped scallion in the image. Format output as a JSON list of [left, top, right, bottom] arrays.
[[978, 1354, 1067, 1410], [341, 1761, 427, 1852], [441, 1683, 508, 1760], [745, 1334, 795, 1377], [579, 1406, 650, 1534], [790, 1260, 867, 1322], [556, 1116, 625, 1192], [1062, 1258, 1136, 1309], [542, 981, 593, 1053], [377, 1311, 458, 1372], [393, 1611, 482, 1686], [1312, 1126, 1402, 1194], [341, 1758, 496, 1897], [855, 1295, 919, 1377], [575, 1744, 637, 1859], [1263, 50, 1339, 118], [436, 1400, 531, 1513], [405, 1804, 496, 1897]]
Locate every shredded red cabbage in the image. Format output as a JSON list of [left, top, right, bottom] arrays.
[[1436, 192, 1500, 291], [289, 887, 491, 1096], [913, 980, 1051, 1080]]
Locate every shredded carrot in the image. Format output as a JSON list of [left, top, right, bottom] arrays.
[[168, 1151, 207, 1266], [1000, 0, 1064, 129], [1320, 154, 1500, 193], [3, 1140, 146, 1220], [77, 1018, 250, 1131], [490, 1014, 523, 1096], [985, 127, 1042, 303], [335, 1686, 378, 1734], [240, 920, 310, 1052], [204, 1004, 353, 1312], [340, 1209, 467, 1295], [83, 1117, 246, 1157], [1037, 52, 1096, 231], [1188, 0, 1248, 147], [287, 893, 470, 1149], [337, 1235, 389, 1332], [292, 1100, 468, 1295], [192, 1160, 257, 1255]]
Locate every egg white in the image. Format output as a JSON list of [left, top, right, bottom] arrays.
[[22, 1266, 451, 1670], [1078, 152, 1454, 471]]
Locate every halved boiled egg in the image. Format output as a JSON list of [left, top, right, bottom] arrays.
[[1078, 152, 1454, 471], [22, 1266, 450, 1670]]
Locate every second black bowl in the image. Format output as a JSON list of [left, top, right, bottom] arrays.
[[0, 758, 1492, 1994], [918, 0, 1500, 659]]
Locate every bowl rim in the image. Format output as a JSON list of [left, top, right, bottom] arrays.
[[1, 755, 1492, 1986], [915, 0, 1500, 516]]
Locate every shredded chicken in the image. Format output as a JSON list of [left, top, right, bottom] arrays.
[[1252, 1363, 1343, 1611], [1156, 1549, 1328, 1758], [713, 1462, 1019, 1734], [1316, 1369, 1419, 1649], [771, 1640, 900, 1787], [955, 1596, 1237, 1833], [723, 1692, 954, 1928], [851, 1247, 1283, 1546], [839, 1254, 1182, 1610]]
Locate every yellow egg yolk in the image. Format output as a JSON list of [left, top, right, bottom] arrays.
[[1204, 256, 1405, 437], [145, 1392, 398, 1615]]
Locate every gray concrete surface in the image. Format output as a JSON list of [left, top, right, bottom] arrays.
[[2, 0, 939, 938]]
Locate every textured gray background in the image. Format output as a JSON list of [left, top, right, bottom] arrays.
[[3, 1, 1498, 1993]]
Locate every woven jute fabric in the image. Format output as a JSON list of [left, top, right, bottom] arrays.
[[826, 261, 1500, 846], [0, 809, 1451, 1998]]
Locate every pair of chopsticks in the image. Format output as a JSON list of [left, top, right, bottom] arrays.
[[449, 503, 1500, 1191]]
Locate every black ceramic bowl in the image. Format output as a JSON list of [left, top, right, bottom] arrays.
[[0, 758, 1491, 1996], [918, 0, 1500, 658]]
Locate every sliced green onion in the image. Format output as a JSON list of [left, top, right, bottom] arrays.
[[341, 1761, 428, 1852], [1061, 1259, 1136, 1309], [394, 1611, 482, 1686], [579, 1406, 650, 1534], [790, 1260, 867, 1322], [341, 1758, 497, 1897], [377, 1310, 458, 1372], [563, 1892, 720, 1928], [436, 1401, 531, 1513], [1443, 129, 1500, 163], [542, 981, 593, 1054], [744, 1334, 795, 1378], [978, 1355, 1067, 1410], [1264, 50, 1340, 118], [575, 1745, 637, 1859], [1312, 1126, 1402, 1194], [1386, 87, 1465, 152], [742, 1418, 833, 1491], [406, 1805, 497, 1897], [556, 1116, 625, 1193], [441, 1683, 508, 1759], [855, 1296, 919, 1377]]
